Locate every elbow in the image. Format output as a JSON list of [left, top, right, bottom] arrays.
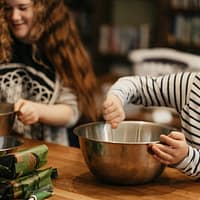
[[64, 106, 80, 127]]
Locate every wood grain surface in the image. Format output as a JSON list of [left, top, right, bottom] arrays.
[[20, 138, 200, 200]]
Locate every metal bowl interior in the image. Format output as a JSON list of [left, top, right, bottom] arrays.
[[74, 121, 174, 185], [74, 121, 173, 144], [0, 136, 23, 155]]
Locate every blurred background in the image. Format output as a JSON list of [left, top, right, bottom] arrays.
[[65, 0, 200, 75], [65, 0, 200, 132]]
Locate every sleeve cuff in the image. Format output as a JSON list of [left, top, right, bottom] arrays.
[[107, 91, 126, 106], [174, 145, 193, 170]]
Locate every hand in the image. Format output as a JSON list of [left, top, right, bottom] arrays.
[[14, 99, 41, 125], [150, 131, 189, 165], [103, 95, 125, 128]]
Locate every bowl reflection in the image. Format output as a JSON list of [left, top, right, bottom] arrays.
[[74, 121, 174, 185], [0, 136, 23, 155]]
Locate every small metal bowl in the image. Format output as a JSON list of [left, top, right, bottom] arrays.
[[0, 136, 23, 155], [74, 121, 174, 185], [0, 103, 16, 136]]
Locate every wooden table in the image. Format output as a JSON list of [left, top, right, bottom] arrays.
[[20, 138, 200, 200]]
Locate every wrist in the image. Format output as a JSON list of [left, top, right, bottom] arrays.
[[172, 145, 192, 169], [34, 102, 45, 123]]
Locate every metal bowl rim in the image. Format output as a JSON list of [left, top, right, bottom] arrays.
[[0, 111, 15, 116], [74, 121, 175, 144]]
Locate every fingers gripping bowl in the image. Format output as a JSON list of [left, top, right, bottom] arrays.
[[74, 121, 174, 185]]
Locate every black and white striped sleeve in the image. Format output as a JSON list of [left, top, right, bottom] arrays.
[[107, 72, 196, 113], [175, 146, 200, 178], [108, 72, 200, 178]]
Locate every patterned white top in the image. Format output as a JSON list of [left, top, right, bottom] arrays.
[[2, 37, 81, 146], [108, 72, 200, 178], [0, 63, 79, 146]]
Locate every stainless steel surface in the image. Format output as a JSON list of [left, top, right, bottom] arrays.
[[74, 121, 174, 185], [0, 136, 23, 155], [0, 103, 15, 136]]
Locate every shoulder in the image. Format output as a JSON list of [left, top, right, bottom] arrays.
[[0, 63, 27, 74], [0, 63, 26, 69]]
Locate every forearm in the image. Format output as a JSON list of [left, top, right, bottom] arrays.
[[107, 72, 195, 111], [37, 103, 77, 126], [107, 76, 139, 106]]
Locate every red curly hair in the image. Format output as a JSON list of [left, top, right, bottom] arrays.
[[0, 0, 99, 121]]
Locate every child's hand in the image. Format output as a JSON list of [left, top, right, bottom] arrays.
[[14, 99, 41, 125], [103, 95, 125, 128], [150, 131, 189, 165]]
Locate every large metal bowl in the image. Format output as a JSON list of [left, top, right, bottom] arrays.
[[74, 121, 174, 185]]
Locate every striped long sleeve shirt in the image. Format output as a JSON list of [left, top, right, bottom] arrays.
[[108, 72, 200, 178]]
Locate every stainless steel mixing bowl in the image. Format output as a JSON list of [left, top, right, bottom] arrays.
[[0, 135, 23, 155], [0, 103, 15, 136], [74, 121, 174, 185]]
